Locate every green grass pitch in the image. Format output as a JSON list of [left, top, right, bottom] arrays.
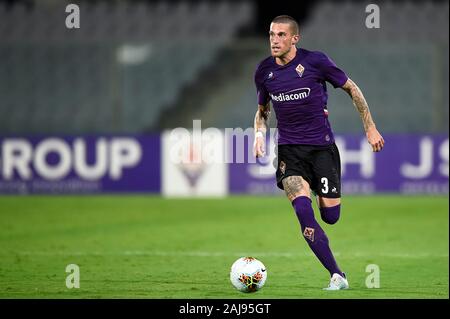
[[0, 195, 448, 299]]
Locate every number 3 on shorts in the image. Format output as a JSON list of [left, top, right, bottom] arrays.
[[321, 177, 329, 194]]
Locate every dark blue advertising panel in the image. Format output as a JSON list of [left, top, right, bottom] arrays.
[[0, 136, 160, 194], [228, 134, 449, 195]]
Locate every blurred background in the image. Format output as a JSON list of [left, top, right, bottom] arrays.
[[0, 0, 448, 134], [0, 0, 448, 195], [0, 0, 448, 299]]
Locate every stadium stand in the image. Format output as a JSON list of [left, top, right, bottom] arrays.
[[0, 0, 448, 134], [164, 0, 448, 133], [0, 0, 255, 133]]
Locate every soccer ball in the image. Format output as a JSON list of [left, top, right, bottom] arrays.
[[230, 257, 267, 293]]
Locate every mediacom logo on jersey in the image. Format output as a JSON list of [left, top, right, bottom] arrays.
[[269, 87, 310, 102]]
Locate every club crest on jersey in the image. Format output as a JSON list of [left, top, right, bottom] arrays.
[[295, 64, 305, 77], [268, 71, 274, 79]]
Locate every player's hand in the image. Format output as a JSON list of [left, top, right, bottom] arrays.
[[366, 126, 385, 152], [253, 132, 266, 158]]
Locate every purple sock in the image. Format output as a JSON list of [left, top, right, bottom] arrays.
[[292, 196, 343, 277], [320, 204, 341, 225]]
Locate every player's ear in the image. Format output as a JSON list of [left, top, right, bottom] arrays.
[[292, 34, 300, 45]]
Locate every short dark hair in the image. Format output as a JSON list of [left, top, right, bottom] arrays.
[[271, 15, 299, 35]]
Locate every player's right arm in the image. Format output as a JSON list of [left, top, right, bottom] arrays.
[[314, 50, 384, 152], [253, 103, 270, 157], [341, 78, 385, 152]]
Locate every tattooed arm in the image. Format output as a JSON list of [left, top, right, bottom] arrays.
[[341, 78, 385, 152], [253, 103, 270, 157]]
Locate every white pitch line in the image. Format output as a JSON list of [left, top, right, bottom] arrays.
[[2, 251, 448, 259]]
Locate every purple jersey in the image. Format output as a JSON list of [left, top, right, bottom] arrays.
[[254, 48, 348, 145]]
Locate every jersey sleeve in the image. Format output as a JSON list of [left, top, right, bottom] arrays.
[[254, 65, 270, 106], [315, 51, 348, 88]]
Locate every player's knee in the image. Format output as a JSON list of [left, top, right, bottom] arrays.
[[283, 176, 310, 201], [320, 204, 341, 224]]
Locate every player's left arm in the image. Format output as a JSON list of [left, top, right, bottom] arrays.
[[341, 78, 385, 152]]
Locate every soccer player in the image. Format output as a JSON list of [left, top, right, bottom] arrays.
[[253, 15, 384, 290]]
